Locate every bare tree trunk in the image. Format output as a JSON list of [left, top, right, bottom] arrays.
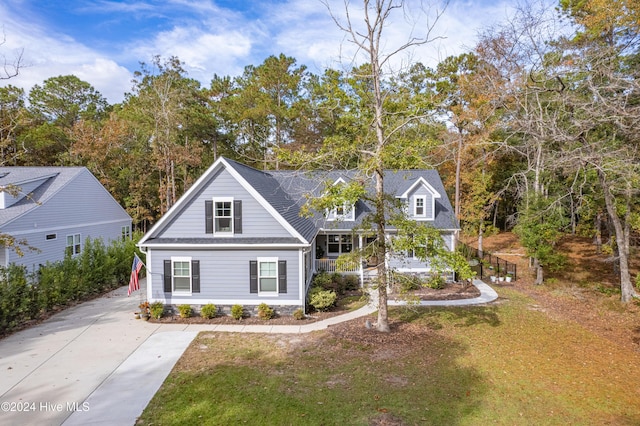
[[594, 211, 602, 254], [598, 170, 637, 302], [534, 258, 543, 285], [454, 129, 463, 219]]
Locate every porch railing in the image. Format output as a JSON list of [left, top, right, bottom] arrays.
[[315, 258, 361, 274]]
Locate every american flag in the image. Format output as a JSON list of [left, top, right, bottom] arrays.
[[128, 253, 144, 296]]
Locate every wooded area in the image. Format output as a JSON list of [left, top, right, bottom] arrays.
[[1, 0, 638, 301]]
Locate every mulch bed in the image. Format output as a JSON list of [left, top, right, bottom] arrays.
[[147, 281, 481, 326]]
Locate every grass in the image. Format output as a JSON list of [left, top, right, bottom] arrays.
[[137, 286, 640, 425]]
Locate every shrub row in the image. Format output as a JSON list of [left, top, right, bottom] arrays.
[[312, 271, 359, 295], [0, 236, 140, 335]]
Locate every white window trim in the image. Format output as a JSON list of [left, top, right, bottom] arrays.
[[257, 256, 278, 296], [213, 197, 234, 236], [327, 202, 355, 221], [326, 234, 353, 256], [66, 233, 81, 256], [171, 256, 192, 295], [121, 225, 131, 241], [414, 195, 426, 218]]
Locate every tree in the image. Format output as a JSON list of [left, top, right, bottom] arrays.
[[23, 75, 109, 165], [312, 0, 471, 332], [124, 56, 204, 215], [0, 85, 28, 165]]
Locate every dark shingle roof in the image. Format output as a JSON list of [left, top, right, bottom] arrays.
[[269, 168, 458, 231], [0, 167, 86, 226], [224, 158, 319, 243]]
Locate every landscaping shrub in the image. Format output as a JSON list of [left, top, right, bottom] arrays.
[[150, 302, 165, 319], [231, 304, 244, 320], [293, 308, 305, 320], [343, 274, 360, 291], [312, 271, 359, 294], [394, 273, 422, 292], [426, 274, 446, 290], [312, 271, 333, 290], [0, 234, 140, 335], [178, 304, 192, 318], [309, 287, 337, 311], [200, 303, 217, 319], [257, 303, 275, 320]]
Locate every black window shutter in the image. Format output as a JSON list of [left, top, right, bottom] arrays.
[[163, 260, 172, 293], [205, 200, 213, 234], [278, 260, 287, 293], [234, 200, 242, 234], [191, 260, 200, 293], [249, 260, 258, 293]]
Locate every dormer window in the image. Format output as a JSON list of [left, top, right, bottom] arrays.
[[414, 196, 426, 217], [327, 202, 355, 221]]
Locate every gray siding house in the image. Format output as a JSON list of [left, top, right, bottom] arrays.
[[138, 157, 459, 313], [0, 167, 132, 271]]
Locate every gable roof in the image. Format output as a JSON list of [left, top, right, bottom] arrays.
[[138, 157, 319, 246], [139, 157, 459, 248], [269, 168, 458, 231], [0, 167, 106, 227]]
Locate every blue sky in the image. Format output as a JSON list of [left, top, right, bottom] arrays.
[[0, 0, 517, 103]]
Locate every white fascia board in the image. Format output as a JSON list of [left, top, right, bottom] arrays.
[[138, 157, 227, 246], [221, 158, 309, 244], [398, 177, 441, 199], [141, 242, 310, 249]]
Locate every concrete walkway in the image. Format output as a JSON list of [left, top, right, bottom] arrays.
[[0, 279, 496, 426]]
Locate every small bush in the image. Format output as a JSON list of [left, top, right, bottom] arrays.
[[313, 271, 333, 289], [395, 273, 422, 292], [231, 304, 244, 320], [177, 304, 192, 318], [150, 302, 165, 319], [257, 303, 275, 320], [293, 308, 305, 320], [426, 274, 446, 290], [309, 287, 337, 311], [200, 303, 217, 319], [344, 274, 360, 291]]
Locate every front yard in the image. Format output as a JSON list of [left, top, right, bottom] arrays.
[[136, 283, 640, 425]]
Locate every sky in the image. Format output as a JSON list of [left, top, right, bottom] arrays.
[[0, 0, 517, 104]]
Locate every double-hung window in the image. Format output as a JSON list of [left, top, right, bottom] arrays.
[[250, 258, 287, 295], [66, 234, 81, 256], [121, 225, 131, 241], [414, 196, 426, 217], [258, 258, 278, 294], [172, 258, 192, 293], [214, 198, 233, 233]]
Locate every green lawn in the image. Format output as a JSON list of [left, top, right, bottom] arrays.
[[137, 287, 640, 425]]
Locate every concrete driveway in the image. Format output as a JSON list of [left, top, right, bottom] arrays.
[[0, 280, 196, 426]]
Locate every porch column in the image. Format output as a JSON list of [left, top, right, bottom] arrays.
[[358, 234, 364, 286]]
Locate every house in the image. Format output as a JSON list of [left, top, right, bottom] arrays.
[[138, 157, 459, 314], [0, 167, 132, 271]]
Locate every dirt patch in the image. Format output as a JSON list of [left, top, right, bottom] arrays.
[[480, 233, 640, 353]]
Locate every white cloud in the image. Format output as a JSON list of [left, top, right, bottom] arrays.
[[128, 25, 253, 84], [0, 0, 520, 105], [72, 58, 133, 103], [0, 2, 132, 103]]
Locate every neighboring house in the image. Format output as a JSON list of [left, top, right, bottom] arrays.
[[138, 157, 459, 314], [0, 167, 132, 271]]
